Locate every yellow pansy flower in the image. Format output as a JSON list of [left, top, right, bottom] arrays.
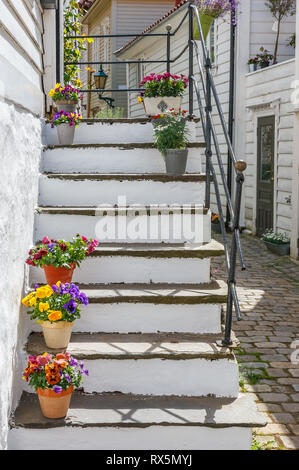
[[39, 302, 50, 312], [48, 310, 63, 322], [36, 285, 53, 299], [29, 297, 37, 307], [22, 292, 35, 307]]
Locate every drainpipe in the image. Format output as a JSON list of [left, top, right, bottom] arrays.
[[225, 10, 236, 229], [291, 6, 299, 260]]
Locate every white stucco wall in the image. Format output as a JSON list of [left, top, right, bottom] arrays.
[[0, 0, 51, 450], [0, 102, 41, 450]]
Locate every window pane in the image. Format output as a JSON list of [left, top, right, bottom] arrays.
[[260, 124, 273, 181]]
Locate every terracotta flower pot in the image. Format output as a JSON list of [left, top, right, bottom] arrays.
[[37, 386, 74, 418], [55, 100, 78, 113], [40, 321, 74, 349], [43, 263, 76, 286]]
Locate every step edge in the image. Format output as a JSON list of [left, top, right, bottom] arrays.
[[43, 142, 206, 151]]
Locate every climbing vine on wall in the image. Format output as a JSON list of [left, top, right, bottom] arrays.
[[64, 0, 93, 85]]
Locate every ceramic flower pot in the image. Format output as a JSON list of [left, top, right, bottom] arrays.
[[55, 100, 78, 113], [43, 263, 76, 285], [143, 96, 182, 116], [194, 13, 214, 41], [264, 241, 290, 256], [40, 321, 74, 349], [248, 63, 257, 73], [163, 148, 188, 175], [37, 386, 74, 418], [56, 123, 75, 145]]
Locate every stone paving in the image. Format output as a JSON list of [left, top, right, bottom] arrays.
[[212, 232, 299, 450]]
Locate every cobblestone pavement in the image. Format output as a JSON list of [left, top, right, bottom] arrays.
[[212, 233, 299, 450]]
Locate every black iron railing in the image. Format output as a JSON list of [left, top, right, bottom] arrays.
[[61, 0, 246, 346], [189, 2, 246, 346]]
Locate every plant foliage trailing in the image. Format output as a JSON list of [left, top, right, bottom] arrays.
[[261, 229, 290, 245], [25, 235, 99, 268], [23, 352, 88, 394], [153, 109, 189, 156], [139, 73, 189, 98], [264, 0, 296, 64], [64, 1, 94, 85], [22, 282, 89, 323]]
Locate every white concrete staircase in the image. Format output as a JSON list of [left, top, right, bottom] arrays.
[[8, 119, 265, 450]]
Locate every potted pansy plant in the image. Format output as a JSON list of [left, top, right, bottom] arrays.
[[48, 83, 83, 113], [138, 73, 188, 117], [51, 110, 82, 146], [211, 212, 222, 233], [26, 235, 99, 285], [192, 0, 240, 41], [22, 352, 88, 418], [22, 282, 89, 348], [153, 108, 189, 174]]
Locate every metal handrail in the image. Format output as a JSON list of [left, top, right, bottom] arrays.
[[189, 2, 246, 345]]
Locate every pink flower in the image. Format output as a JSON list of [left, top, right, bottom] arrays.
[[42, 236, 51, 245]]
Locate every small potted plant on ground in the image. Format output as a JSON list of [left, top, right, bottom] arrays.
[[139, 73, 188, 117], [248, 56, 258, 73], [22, 352, 88, 418], [261, 229, 290, 255], [51, 110, 82, 146], [192, 0, 240, 41], [153, 108, 189, 175], [256, 47, 273, 69], [22, 282, 89, 348], [211, 212, 222, 233], [48, 83, 83, 113], [26, 235, 99, 285]]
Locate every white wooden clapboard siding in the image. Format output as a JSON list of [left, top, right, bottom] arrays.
[[250, 0, 296, 63], [113, 0, 173, 113], [0, 0, 44, 114], [245, 59, 295, 234]]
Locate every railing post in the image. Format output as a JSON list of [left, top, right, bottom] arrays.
[[222, 160, 247, 346], [205, 53, 212, 209], [188, 3, 194, 117], [166, 25, 172, 74]]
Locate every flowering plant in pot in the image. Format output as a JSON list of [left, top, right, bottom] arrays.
[[22, 352, 88, 418], [51, 111, 82, 145], [138, 73, 188, 116], [48, 83, 83, 112], [22, 282, 89, 348], [261, 229, 290, 255], [153, 109, 189, 175], [256, 47, 273, 68], [26, 235, 99, 285], [192, 0, 240, 41], [211, 212, 222, 233]]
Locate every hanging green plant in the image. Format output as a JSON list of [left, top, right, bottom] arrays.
[[64, 0, 94, 85]]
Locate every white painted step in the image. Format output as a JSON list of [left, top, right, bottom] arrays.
[[9, 393, 266, 450], [26, 333, 239, 398], [42, 143, 204, 174], [30, 245, 212, 285], [29, 279, 226, 335], [42, 119, 197, 146], [38, 174, 206, 207], [34, 206, 211, 244]]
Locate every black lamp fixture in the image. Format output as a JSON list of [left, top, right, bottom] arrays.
[[41, 0, 58, 8], [93, 64, 115, 108]]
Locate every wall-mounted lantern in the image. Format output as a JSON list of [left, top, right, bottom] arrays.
[[94, 64, 114, 108]]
